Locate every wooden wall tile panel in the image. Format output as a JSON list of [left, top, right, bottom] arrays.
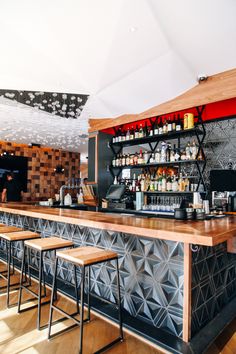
[[0, 141, 80, 201]]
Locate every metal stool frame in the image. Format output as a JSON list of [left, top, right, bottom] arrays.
[[48, 255, 123, 354], [18, 243, 75, 330], [0, 239, 28, 308]]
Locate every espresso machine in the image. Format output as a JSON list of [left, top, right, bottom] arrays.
[[210, 170, 236, 211]]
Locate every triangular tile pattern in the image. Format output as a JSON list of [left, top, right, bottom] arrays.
[[191, 242, 236, 336], [0, 212, 184, 338]]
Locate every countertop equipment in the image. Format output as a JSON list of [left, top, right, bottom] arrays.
[[105, 184, 134, 210]]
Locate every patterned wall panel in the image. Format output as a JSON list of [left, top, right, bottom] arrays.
[[0, 212, 184, 338], [191, 242, 236, 336], [0, 141, 80, 201]]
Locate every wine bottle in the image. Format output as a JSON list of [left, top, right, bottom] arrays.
[[130, 126, 134, 140], [159, 118, 163, 134], [134, 125, 139, 139], [126, 127, 130, 141], [154, 120, 159, 135], [139, 124, 144, 138], [167, 117, 172, 132], [176, 114, 182, 131], [172, 115, 176, 131]]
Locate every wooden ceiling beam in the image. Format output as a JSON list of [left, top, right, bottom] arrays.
[[89, 67, 236, 132]]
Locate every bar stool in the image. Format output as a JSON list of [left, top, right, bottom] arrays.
[[0, 226, 23, 275], [18, 236, 74, 330], [48, 246, 123, 354], [0, 230, 40, 307]]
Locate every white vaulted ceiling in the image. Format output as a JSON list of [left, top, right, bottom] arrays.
[[0, 0, 236, 157]]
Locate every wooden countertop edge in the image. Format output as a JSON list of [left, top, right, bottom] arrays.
[[0, 205, 235, 246]]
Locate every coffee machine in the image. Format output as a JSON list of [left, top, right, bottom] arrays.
[[210, 170, 236, 211]]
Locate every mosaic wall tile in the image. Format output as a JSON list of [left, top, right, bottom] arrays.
[[191, 243, 236, 336]]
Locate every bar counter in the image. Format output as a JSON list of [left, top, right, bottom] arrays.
[[0, 203, 235, 246], [0, 203, 236, 354]]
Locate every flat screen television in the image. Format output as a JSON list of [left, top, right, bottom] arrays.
[[0, 156, 28, 192], [210, 169, 236, 192]]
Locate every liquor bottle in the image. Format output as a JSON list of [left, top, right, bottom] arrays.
[[149, 124, 154, 136], [178, 173, 185, 192], [138, 150, 144, 164], [166, 176, 172, 191], [166, 142, 171, 162], [184, 114, 188, 130], [174, 146, 180, 161], [163, 119, 168, 134], [172, 115, 176, 131], [180, 150, 187, 161], [130, 126, 134, 140], [126, 127, 130, 141], [185, 142, 191, 160], [126, 153, 130, 166], [154, 120, 159, 135], [184, 177, 190, 192], [176, 114, 182, 131], [160, 141, 167, 162], [112, 156, 116, 167], [158, 176, 162, 192], [167, 117, 172, 132], [150, 153, 155, 163], [132, 176, 136, 192], [162, 173, 167, 192], [139, 124, 144, 138], [121, 154, 126, 166], [172, 175, 178, 192], [133, 152, 138, 165], [170, 147, 175, 162], [115, 154, 120, 167], [112, 131, 117, 143], [159, 118, 163, 135], [118, 127, 122, 142], [130, 154, 134, 165], [134, 125, 139, 139], [144, 151, 149, 164], [191, 140, 198, 159], [155, 148, 161, 163]]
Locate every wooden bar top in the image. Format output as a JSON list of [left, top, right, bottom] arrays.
[[0, 203, 235, 246]]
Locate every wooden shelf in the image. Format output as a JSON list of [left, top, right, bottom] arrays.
[[110, 127, 203, 148]]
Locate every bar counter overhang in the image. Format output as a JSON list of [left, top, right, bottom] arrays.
[[0, 203, 236, 354]]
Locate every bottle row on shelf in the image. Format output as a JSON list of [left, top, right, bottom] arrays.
[[113, 170, 197, 193], [111, 140, 204, 168], [112, 113, 196, 143]]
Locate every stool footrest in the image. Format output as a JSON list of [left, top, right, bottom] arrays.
[[18, 300, 51, 314], [51, 305, 81, 324], [94, 336, 124, 354]]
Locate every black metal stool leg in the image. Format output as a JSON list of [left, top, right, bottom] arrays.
[[48, 257, 58, 339], [79, 266, 85, 354], [6, 241, 11, 307], [53, 250, 58, 301], [116, 257, 123, 341], [17, 244, 27, 313], [74, 265, 80, 314], [27, 247, 32, 286], [87, 266, 91, 321], [37, 251, 43, 330]]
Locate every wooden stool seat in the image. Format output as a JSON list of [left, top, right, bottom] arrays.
[[57, 246, 118, 266], [0, 226, 23, 234], [0, 231, 40, 242], [25, 237, 74, 251]]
